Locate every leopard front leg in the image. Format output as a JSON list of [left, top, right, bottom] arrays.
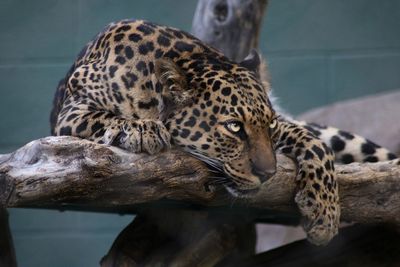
[[55, 97, 171, 154], [271, 118, 340, 245]]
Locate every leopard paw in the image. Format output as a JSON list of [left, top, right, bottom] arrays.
[[139, 120, 171, 154], [295, 187, 340, 246], [103, 120, 171, 154]]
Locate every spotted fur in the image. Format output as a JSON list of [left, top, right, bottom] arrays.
[[296, 121, 398, 164], [259, 58, 398, 166], [51, 19, 341, 245]]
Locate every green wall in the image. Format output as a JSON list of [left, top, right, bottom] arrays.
[[0, 0, 399, 266]]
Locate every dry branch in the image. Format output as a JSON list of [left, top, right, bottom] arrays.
[[1, 136, 400, 225]]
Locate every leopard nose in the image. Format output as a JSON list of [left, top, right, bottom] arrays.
[[251, 166, 276, 183]]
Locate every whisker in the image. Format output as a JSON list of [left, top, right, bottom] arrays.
[[207, 169, 222, 174], [208, 177, 228, 181], [209, 181, 229, 185], [230, 195, 238, 208], [207, 176, 230, 185], [187, 150, 224, 172]]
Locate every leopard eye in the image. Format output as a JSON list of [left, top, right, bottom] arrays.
[[269, 118, 277, 129], [225, 121, 242, 134]]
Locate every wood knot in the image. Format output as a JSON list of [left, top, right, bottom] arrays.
[[214, 1, 228, 22]]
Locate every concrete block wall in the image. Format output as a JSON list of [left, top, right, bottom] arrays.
[[1, 0, 399, 266], [263, 0, 400, 113]]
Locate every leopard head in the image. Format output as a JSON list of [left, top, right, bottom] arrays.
[[156, 50, 277, 196]]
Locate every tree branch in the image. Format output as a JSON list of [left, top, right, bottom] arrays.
[[192, 0, 268, 61], [99, 210, 256, 266], [0, 208, 17, 267], [1, 136, 400, 225]]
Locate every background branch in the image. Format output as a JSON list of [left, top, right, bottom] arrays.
[[192, 0, 268, 61], [0, 208, 17, 267]]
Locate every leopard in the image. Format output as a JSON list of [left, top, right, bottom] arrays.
[[51, 19, 355, 246]]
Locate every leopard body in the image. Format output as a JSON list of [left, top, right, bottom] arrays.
[[53, 19, 396, 246]]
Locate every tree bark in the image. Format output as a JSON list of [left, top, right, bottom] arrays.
[[191, 0, 268, 61], [1, 136, 400, 225], [0, 208, 17, 267]]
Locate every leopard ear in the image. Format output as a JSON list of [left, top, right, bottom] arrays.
[[155, 58, 187, 92], [239, 49, 261, 74], [155, 58, 193, 120]]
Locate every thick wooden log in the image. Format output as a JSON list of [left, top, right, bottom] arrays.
[[0, 137, 212, 209], [1, 136, 400, 226], [191, 0, 268, 61]]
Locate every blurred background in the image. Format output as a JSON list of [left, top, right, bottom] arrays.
[[0, 0, 399, 266]]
